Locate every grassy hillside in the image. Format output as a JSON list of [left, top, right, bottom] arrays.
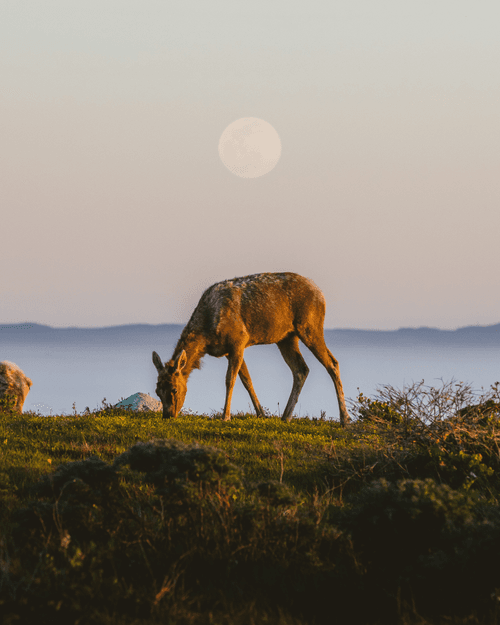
[[1, 381, 500, 624]]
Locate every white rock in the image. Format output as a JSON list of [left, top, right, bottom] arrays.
[[114, 392, 161, 412]]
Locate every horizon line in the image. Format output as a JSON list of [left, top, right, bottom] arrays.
[[1, 321, 500, 333]]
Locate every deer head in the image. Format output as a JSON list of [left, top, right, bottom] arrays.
[[152, 350, 188, 419]]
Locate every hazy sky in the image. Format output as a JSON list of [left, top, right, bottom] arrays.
[[2, 0, 499, 330]]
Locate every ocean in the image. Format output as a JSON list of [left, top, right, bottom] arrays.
[[1, 323, 499, 419]]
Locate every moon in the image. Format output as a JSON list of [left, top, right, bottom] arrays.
[[218, 118, 281, 178]]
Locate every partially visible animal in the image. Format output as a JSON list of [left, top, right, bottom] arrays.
[[0, 361, 32, 412], [153, 272, 350, 425]]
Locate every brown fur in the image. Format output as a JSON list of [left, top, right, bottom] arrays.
[[0, 361, 32, 413], [153, 272, 350, 425]]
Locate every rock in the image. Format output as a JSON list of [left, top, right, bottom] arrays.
[[114, 392, 162, 412]]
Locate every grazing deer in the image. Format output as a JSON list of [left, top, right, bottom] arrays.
[[0, 361, 32, 412], [153, 272, 350, 425]]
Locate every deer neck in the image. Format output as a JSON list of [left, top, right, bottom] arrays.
[[173, 332, 207, 377]]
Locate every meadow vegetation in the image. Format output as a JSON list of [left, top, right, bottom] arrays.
[[1, 380, 500, 624]]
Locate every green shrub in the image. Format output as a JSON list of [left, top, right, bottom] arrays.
[[356, 396, 405, 425], [255, 481, 297, 507], [34, 455, 118, 497], [113, 438, 244, 498], [342, 478, 498, 616], [3, 439, 360, 625]]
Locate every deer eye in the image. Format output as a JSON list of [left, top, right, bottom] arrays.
[[172, 388, 178, 396]]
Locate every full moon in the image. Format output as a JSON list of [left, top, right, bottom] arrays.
[[218, 118, 281, 178]]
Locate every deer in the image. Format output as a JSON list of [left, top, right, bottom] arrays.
[[0, 361, 32, 413], [152, 272, 350, 426]]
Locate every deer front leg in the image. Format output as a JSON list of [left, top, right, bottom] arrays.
[[238, 359, 265, 418], [222, 351, 244, 421]]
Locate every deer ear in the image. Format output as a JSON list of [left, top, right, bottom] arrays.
[[152, 351, 164, 372], [174, 350, 187, 373]]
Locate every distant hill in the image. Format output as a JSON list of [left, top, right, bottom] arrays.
[[326, 324, 500, 347], [0, 323, 184, 346], [0, 323, 184, 333], [1, 322, 500, 347]]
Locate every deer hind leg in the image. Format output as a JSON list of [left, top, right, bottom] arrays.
[[298, 330, 350, 426], [222, 350, 245, 422], [277, 334, 309, 422], [238, 359, 265, 418]]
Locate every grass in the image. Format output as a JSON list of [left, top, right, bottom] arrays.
[[0, 411, 346, 498], [1, 381, 500, 624]]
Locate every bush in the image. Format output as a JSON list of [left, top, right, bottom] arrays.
[[34, 455, 118, 497], [255, 481, 297, 507], [4, 439, 361, 624], [346, 381, 500, 496], [356, 396, 405, 425], [342, 478, 499, 616], [113, 438, 244, 497], [353, 380, 498, 425]]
